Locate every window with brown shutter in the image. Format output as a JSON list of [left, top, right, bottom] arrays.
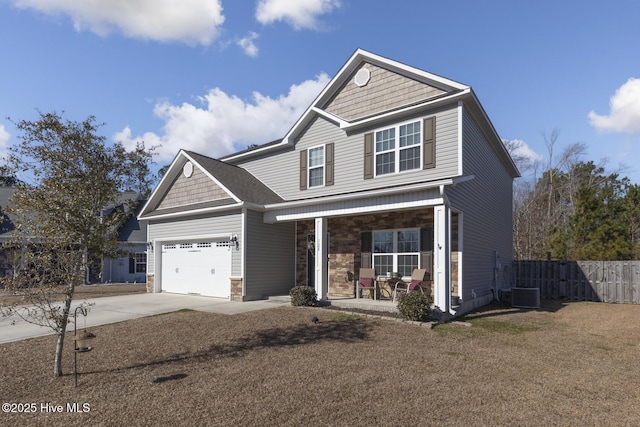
[[361, 231, 372, 268], [299, 149, 307, 190], [364, 133, 374, 179], [423, 117, 436, 169], [325, 143, 334, 186], [301, 144, 333, 189]]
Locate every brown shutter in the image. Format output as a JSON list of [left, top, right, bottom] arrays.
[[300, 149, 307, 190], [325, 143, 334, 186], [420, 226, 434, 252], [129, 256, 135, 274], [420, 227, 434, 281], [361, 231, 372, 252], [361, 232, 373, 270], [364, 133, 374, 179], [423, 117, 436, 169]]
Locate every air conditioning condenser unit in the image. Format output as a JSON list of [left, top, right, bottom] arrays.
[[511, 287, 540, 309]]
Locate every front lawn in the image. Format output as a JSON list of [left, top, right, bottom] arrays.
[[1, 300, 639, 426]]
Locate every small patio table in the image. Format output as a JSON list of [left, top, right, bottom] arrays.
[[376, 276, 406, 301]]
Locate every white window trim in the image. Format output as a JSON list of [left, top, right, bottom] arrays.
[[374, 119, 423, 177], [308, 144, 325, 188], [134, 252, 147, 274], [372, 228, 420, 275]]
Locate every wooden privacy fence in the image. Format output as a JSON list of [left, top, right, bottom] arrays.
[[512, 260, 640, 304]]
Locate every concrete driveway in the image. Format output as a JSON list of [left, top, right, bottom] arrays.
[[0, 293, 290, 344]]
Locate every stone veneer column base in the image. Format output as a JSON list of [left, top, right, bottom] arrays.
[[230, 277, 243, 301], [146, 275, 154, 293]]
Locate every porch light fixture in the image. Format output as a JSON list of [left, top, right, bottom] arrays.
[[73, 306, 96, 387], [229, 235, 238, 249], [146, 241, 154, 252]]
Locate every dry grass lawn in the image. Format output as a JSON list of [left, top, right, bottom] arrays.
[[2, 299, 640, 426], [0, 283, 147, 306]]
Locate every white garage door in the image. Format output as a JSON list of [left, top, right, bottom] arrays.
[[161, 241, 232, 298]]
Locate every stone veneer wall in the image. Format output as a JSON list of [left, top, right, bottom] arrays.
[[295, 210, 460, 299], [146, 275, 154, 293], [230, 278, 243, 301]]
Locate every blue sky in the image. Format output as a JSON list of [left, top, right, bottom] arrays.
[[1, 0, 639, 184]]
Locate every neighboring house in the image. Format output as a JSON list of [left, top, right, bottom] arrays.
[[138, 49, 519, 315], [0, 187, 147, 284], [99, 195, 148, 284]]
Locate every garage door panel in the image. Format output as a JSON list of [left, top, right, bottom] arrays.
[[161, 241, 231, 298]]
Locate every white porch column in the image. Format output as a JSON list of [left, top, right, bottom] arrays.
[[314, 217, 328, 300], [434, 204, 451, 313]]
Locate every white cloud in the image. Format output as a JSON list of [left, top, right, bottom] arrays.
[[0, 125, 9, 146], [0, 124, 10, 164], [238, 32, 259, 57], [588, 78, 640, 134], [12, 0, 225, 45], [502, 138, 543, 170], [114, 73, 331, 162], [255, 0, 341, 30]]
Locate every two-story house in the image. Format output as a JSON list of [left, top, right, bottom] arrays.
[[138, 49, 519, 315]]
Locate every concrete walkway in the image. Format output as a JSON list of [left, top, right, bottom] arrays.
[[0, 293, 291, 344]]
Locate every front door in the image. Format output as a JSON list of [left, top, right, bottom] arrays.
[[306, 234, 315, 287]]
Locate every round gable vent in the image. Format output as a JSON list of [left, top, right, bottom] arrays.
[[354, 67, 371, 87], [183, 161, 194, 178]]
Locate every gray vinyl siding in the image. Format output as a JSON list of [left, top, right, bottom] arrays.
[[244, 210, 295, 300], [447, 106, 514, 304], [147, 210, 242, 276], [235, 104, 460, 201]]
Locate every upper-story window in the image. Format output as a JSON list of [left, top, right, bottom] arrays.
[[375, 121, 421, 176], [300, 143, 334, 190], [308, 145, 325, 187], [364, 116, 435, 180]]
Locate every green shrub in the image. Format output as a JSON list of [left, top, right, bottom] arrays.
[[396, 292, 433, 322], [289, 286, 318, 307]]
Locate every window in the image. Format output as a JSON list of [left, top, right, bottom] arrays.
[[301, 143, 334, 190], [374, 120, 422, 176], [134, 252, 147, 273], [308, 145, 325, 187], [372, 229, 419, 276]]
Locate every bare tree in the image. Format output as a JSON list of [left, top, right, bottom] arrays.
[[0, 111, 154, 376]]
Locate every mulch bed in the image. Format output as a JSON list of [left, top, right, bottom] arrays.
[[320, 304, 403, 319]]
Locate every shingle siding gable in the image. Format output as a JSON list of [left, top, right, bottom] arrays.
[[323, 62, 448, 122], [156, 165, 233, 211], [186, 151, 283, 205]]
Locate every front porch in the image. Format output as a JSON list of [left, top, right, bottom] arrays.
[[294, 208, 460, 310]]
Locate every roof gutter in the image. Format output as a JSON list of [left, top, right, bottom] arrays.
[[138, 201, 266, 222]]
